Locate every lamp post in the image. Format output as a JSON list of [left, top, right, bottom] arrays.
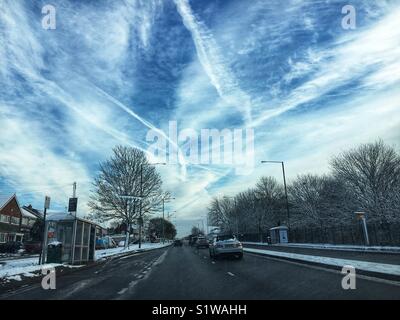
[[261, 160, 290, 229]]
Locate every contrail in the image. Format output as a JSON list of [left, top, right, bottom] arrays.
[[174, 0, 252, 125]]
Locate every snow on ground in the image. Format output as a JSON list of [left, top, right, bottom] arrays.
[[0, 242, 171, 282], [244, 248, 400, 276], [0, 257, 64, 282], [95, 242, 171, 260], [242, 242, 400, 253]]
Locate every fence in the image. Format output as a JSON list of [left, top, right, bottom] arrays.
[[240, 222, 400, 246]]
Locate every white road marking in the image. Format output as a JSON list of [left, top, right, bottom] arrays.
[[211, 261, 216, 264], [227, 272, 235, 277]]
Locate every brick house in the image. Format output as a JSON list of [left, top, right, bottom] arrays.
[[0, 194, 38, 243]]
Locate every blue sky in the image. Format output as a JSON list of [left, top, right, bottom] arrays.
[[1, 0, 400, 236]]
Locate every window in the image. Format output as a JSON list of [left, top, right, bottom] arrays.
[[10, 216, 20, 225], [22, 218, 29, 226], [0, 214, 10, 224], [0, 233, 6, 243]]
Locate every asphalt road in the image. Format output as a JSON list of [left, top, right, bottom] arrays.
[[2, 245, 400, 300]]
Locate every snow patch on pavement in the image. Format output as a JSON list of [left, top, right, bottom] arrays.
[[95, 242, 171, 260], [244, 248, 400, 276], [0, 257, 65, 281], [242, 242, 400, 253], [0, 242, 171, 282]]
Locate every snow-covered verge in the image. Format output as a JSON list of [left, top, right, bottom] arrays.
[[95, 242, 171, 260], [242, 242, 400, 253], [244, 248, 400, 277], [0, 242, 171, 283], [0, 257, 68, 282]]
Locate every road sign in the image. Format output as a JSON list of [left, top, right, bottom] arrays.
[[68, 197, 78, 212], [44, 196, 51, 209]]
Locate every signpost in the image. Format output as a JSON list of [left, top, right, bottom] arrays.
[[68, 197, 78, 214]]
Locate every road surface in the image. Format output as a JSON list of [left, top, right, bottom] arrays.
[[2, 245, 399, 299]]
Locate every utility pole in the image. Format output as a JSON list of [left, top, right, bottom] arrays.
[[39, 195, 50, 265]]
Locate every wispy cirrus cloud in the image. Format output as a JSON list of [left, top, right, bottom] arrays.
[[174, 0, 252, 124], [1, 0, 399, 237]]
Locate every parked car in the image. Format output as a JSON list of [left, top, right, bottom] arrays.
[[174, 239, 183, 246], [0, 241, 26, 254], [24, 241, 42, 254], [195, 236, 209, 249], [96, 236, 117, 250], [209, 234, 243, 259]]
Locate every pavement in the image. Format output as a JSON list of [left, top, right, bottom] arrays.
[[243, 243, 400, 265], [1, 245, 400, 300]]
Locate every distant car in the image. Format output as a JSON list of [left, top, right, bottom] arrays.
[[195, 236, 209, 249], [209, 234, 243, 259], [174, 239, 183, 246]]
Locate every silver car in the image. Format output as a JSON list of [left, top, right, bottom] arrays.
[[209, 234, 243, 260]]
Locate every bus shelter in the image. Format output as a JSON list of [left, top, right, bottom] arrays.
[[269, 226, 289, 244], [44, 213, 99, 264]]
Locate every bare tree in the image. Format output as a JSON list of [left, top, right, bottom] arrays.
[[330, 140, 400, 222], [255, 177, 285, 228], [88, 146, 163, 248], [208, 196, 235, 232]]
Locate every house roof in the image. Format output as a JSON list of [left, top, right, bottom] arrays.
[[22, 205, 43, 219], [270, 226, 288, 230], [0, 194, 15, 211], [46, 212, 100, 227], [21, 207, 38, 219]]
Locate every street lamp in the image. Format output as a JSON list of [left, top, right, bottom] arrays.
[[261, 160, 290, 228]]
